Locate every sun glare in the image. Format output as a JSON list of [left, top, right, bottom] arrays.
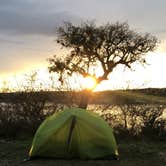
[[82, 76, 97, 90]]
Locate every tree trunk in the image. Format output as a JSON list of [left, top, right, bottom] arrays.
[[79, 90, 91, 109]]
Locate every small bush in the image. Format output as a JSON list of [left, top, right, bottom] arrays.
[[0, 92, 49, 138], [93, 104, 166, 139]]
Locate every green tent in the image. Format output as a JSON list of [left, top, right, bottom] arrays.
[[29, 108, 118, 159]]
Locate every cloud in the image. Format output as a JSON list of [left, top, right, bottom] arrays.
[[0, 0, 166, 37], [0, 1, 80, 36]]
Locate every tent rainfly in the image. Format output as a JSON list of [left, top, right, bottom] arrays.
[[29, 108, 118, 159]]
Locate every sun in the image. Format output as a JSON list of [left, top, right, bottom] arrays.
[[82, 76, 97, 90]]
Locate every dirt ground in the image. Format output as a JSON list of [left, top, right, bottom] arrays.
[[0, 139, 165, 166]]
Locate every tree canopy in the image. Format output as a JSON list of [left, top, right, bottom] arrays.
[[48, 22, 158, 85]]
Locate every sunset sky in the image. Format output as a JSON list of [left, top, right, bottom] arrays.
[[0, 0, 166, 91]]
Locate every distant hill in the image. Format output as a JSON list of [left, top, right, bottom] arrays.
[[127, 88, 166, 97], [92, 89, 166, 104], [0, 88, 166, 104]]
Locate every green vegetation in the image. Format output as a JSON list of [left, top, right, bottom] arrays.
[[0, 139, 165, 166], [116, 91, 166, 104], [92, 90, 166, 104]]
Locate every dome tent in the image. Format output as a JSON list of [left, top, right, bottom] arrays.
[[29, 108, 118, 159]]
